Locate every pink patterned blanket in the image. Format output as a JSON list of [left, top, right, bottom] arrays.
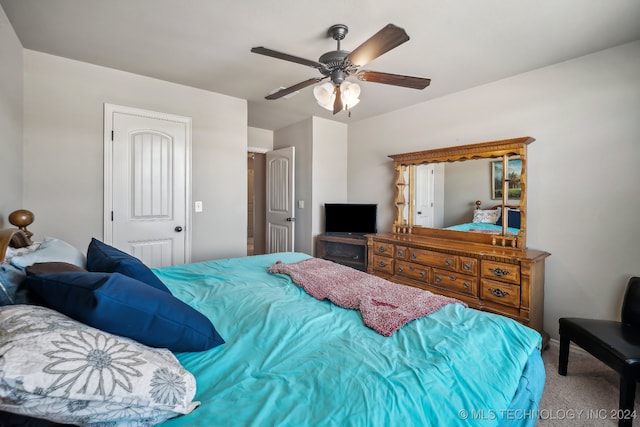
[[268, 258, 466, 336]]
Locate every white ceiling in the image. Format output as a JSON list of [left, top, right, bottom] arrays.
[[2, 0, 639, 131]]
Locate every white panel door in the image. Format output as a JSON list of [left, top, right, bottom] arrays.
[[104, 104, 191, 267], [414, 164, 435, 227], [265, 147, 295, 253]]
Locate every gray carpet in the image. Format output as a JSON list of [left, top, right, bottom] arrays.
[[538, 340, 639, 426]]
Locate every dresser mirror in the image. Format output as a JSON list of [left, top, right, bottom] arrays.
[[389, 137, 534, 249]]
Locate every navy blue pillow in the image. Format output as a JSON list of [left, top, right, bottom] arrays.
[[496, 209, 521, 229], [87, 238, 171, 294], [25, 271, 224, 352]]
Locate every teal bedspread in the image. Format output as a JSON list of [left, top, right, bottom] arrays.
[[153, 253, 543, 427]]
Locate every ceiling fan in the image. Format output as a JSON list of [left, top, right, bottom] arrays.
[[251, 23, 431, 115]]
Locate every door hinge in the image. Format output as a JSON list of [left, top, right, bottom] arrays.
[[111, 211, 114, 221], [111, 130, 114, 141]]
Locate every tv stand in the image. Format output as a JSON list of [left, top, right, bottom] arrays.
[[315, 234, 368, 271]]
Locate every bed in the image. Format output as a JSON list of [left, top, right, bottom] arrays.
[[445, 201, 521, 236], [0, 225, 545, 427]]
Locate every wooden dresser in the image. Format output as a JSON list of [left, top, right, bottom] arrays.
[[369, 137, 550, 345], [368, 233, 550, 343]]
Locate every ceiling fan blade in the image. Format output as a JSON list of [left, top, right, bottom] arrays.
[[346, 24, 410, 67], [333, 84, 343, 115], [265, 77, 326, 100], [251, 47, 328, 72], [356, 70, 431, 90]]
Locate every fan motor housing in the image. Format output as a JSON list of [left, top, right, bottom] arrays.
[[318, 50, 350, 73]]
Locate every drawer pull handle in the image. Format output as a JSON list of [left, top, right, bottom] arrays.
[[377, 246, 387, 253], [397, 266, 403, 273], [489, 288, 510, 298], [435, 274, 442, 282], [463, 262, 472, 271], [489, 267, 510, 277], [463, 281, 470, 288], [420, 271, 425, 278], [397, 249, 404, 257], [377, 261, 388, 267], [445, 259, 452, 266], [411, 253, 417, 260]]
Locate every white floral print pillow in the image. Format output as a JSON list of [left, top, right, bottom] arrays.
[[0, 304, 200, 426], [472, 208, 501, 224]]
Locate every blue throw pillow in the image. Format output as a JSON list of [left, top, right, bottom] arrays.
[[25, 271, 224, 352], [86, 238, 171, 294]]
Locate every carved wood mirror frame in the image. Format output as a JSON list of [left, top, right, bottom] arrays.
[[389, 137, 534, 249]]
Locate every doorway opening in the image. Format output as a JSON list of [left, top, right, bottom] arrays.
[[247, 152, 266, 255]]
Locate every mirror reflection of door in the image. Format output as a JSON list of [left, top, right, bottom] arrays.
[[414, 164, 435, 227]]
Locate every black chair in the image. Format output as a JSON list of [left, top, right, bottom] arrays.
[[559, 276, 640, 427]]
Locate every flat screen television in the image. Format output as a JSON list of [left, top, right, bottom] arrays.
[[324, 203, 377, 236]]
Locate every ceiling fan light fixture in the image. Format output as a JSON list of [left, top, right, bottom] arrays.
[[313, 82, 335, 110], [341, 81, 361, 108], [253, 24, 429, 112], [313, 81, 360, 112]]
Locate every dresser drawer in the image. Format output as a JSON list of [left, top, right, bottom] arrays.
[[372, 242, 394, 257], [396, 260, 429, 282], [409, 248, 458, 271], [433, 268, 477, 296], [481, 260, 520, 285], [372, 255, 394, 274], [395, 245, 409, 260], [481, 279, 521, 308], [459, 256, 478, 275]]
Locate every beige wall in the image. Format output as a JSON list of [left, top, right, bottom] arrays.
[[0, 6, 23, 225], [248, 126, 273, 152], [311, 117, 348, 240], [348, 40, 640, 340], [23, 50, 248, 261]]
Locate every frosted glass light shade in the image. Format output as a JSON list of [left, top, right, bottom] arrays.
[[340, 81, 361, 109], [313, 81, 361, 111], [313, 83, 335, 110]]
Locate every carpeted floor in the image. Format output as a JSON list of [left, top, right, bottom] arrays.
[[538, 340, 639, 426]]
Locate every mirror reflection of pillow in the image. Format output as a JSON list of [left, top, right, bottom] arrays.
[[472, 208, 501, 224], [496, 208, 521, 229]]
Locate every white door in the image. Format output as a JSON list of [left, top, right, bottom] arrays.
[[265, 147, 295, 253], [414, 164, 435, 227], [104, 104, 191, 267]]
